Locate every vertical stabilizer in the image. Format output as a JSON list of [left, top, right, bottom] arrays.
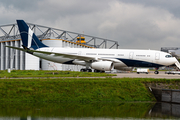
[[17, 20, 48, 50]]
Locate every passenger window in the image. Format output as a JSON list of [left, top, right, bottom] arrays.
[[165, 55, 172, 58]]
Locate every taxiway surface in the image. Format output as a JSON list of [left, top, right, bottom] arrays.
[[113, 71, 180, 79]]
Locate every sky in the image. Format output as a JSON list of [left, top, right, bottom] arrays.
[[0, 0, 180, 50]]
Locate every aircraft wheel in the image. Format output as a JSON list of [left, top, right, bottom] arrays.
[[94, 69, 105, 73], [87, 69, 92, 72], [81, 69, 92, 72], [80, 69, 86, 72], [154, 71, 159, 74], [100, 71, 105, 73], [94, 69, 100, 72]]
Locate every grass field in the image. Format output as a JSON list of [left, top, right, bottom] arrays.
[[1, 77, 180, 103], [0, 70, 179, 103], [0, 78, 154, 102]]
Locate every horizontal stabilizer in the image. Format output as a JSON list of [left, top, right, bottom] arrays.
[[6, 46, 27, 52]]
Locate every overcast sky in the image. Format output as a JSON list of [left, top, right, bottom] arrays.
[[0, 0, 180, 50]]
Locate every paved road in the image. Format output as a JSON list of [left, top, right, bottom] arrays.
[[1, 71, 179, 79], [112, 71, 180, 79]]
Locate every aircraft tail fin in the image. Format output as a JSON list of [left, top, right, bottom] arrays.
[[17, 20, 48, 50]]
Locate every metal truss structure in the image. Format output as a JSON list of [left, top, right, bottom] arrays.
[[161, 47, 179, 53], [0, 22, 119, 49], [161, 47, 180, 59]]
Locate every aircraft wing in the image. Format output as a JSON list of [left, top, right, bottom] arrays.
[[45, 51, 96, 61], [6, 46, 98, 62], [6, 46, 121, 63]]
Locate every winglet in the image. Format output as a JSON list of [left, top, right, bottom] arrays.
[[17, 20, 48, 50]]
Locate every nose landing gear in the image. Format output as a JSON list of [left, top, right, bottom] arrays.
[[154, 71, 159, 74], [154, 67, 159, 74]]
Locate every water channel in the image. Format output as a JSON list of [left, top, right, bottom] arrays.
[[0, 102, 179, 120]]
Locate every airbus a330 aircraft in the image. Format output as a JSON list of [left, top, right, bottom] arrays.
[[6, 20, 180, 74]]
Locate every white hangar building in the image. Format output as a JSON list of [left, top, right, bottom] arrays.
[[0, 22, 118, 71]]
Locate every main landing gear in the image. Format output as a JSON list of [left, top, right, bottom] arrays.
[[80, 68, 92, 72], [94, 69, 105, 73], [80, 68, 105, 73], [154, 67, 159, 74]]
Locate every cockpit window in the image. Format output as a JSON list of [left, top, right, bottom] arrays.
[[165, 55, 172, 58]]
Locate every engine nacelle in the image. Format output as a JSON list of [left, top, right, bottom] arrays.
[[73, 60, 86, 66], [114, 62, 133, 71], [91, 61, 113, 71]]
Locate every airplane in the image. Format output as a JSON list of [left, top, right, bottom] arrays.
[[6, 20, 180, 74]]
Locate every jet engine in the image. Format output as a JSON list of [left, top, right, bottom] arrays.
[[113, 62, 133, 71], [90, 61, 113, 71]]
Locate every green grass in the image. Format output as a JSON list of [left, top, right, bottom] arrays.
[[0, 78, 166, 103], [0, 76, 179, 103], [0, 70, 116, 78]]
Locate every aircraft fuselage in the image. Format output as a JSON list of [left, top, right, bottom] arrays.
[[33, 47, 177, 70]]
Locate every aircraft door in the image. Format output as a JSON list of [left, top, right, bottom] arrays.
[[129, 52, 134, 59], [78, 51, 81, 55], [155, 53, 160, 60]]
